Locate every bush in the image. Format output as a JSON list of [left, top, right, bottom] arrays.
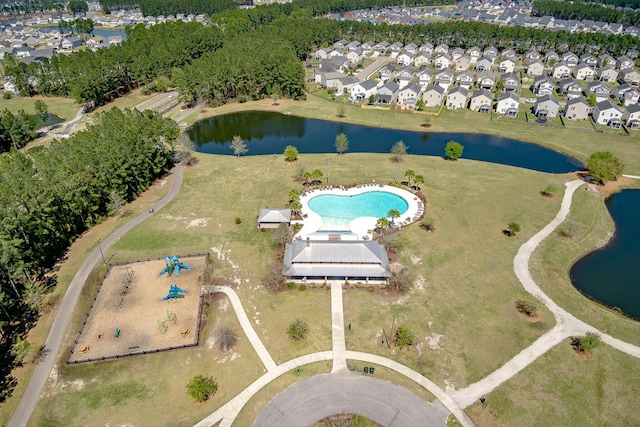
[[262, 264, 285, 292], [287, 318, 309, 341], [284, 145, 299, 162], [298, 284, 306, 291], [559, 221, 578, 239], [186, 375, 218, 402], [540, 184, 557, 198], [3, 91, 12, 99], [421, 217, 435, 232], [389, 268, 413, 293], [507, 222, 520, 237], [355, 282, 363, 288], [570, 332, 601, 355], [215, 326, 238, 351], [234, 217, 241, 224], [367, 285, 375, 292], [394, 325, 415, 349], [445, 140, 464, 160], [288, 282, 296, 289], [515, 299, 537, 317]]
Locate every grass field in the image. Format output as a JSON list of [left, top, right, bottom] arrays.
[[177, 95, 640, 175], [465, 342, 640, 426], [0, 95, 79, 122]]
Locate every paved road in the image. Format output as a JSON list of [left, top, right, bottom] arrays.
[[356, 56, 389, 82], [9, 163, 185, 427], [253, 373, 450, 427], [137, 91, 178, 112]]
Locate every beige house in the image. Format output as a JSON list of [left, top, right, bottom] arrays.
[[564, 97, 591, 120], [469, 89, 493, 113], [445, 87, 468, 110], [527, 60, 545, 76], [422, 85, 445, 107]]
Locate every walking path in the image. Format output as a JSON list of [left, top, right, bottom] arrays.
[[450, 180, 640, 409], [9, 163, 185, 427], [330, 282, 348, 373]]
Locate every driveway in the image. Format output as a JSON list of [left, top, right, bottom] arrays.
[[253, 373, 449, 427], [356, 56, 389, 82]]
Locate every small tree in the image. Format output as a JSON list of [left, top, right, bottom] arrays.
[[394, 325, 415, 349], [507, 222, 521, 237], [34, 99, 49, 124], [178, 131, 196, 151], [387, 209, 401, 225], [515, 299, 538, 317], [421, 216, 435, 232], [390, 140, 408, 162], [445, 140, 464, 160], [413, 174, 425, 190], [495, 79, 505, 92], [302, 170, 312, 186], [376, 217, 390, 230], [377, 228, 402, 251], [216, 326, 238, 351], [263, 264, 285, 292], [186, 375, 218, 402], [421, 114, 431, 127], [389, 268, 413, 293], [284, 145, 299, 162], [290, 199, 302, 216], [230, 135, 248, 158], [368, 94, 375, 105], [540, 184, 557, 198], [404, 169, 415, 186], [337, 104, 346, 118], [559, 220, 579, 239], [586, 151, 624, 184], [587, 93, 597, 107], [287, 318, 309, 341], [10, 336, 32, 364], [107, 190, 127, 218], [292, 164, 307, 182], [335, 132, 349, 154], [311, 169, 323, 184], [570, 332, 601, 355], [288, 188, 300, 202], [416, 99, 425, 112], [274, 223, 292, 247]]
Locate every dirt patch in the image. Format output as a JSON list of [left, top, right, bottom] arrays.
[[68, 255, 207, 363]]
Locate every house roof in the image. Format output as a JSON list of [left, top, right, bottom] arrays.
[[425, 85, 445, 95], [258, 208, 291, 223], [359, 80, 377, 90], [625, 103, 640, 114], [449, 87, 468, 97], [536, 94, 559, 106], [595, 100, 622, 113], [498, 92, 520, 102], [471, 89, 492, 100], [282, 240, 390, 278], [566, 97, 590, 108]]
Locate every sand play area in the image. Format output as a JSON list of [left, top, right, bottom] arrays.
[[69, 254, 208, 363]]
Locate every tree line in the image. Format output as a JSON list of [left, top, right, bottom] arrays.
[[533, 0, 640, 26], [0, 108, 178, 399], [138, 0, 237, 17]]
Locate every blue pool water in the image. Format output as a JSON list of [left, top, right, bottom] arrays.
[[308, 191, 409, 231]]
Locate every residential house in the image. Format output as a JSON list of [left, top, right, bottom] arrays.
[[257, 208, 291, 229], [451, 47, 464, 60], [467, 46, 481, 63], [389, 41, 404, 57], [333, 39, 348, 51], [580, 53, 598, 67], [320, 56, 349, 73], [378, 63, 396, 82], [435, 68, 454, 90], [574, 63, 595, 81], [550, 62, 571, 79], [396, 66, 416, 86], [414, 53, 430, 68], [361, 40, 375, 54], [592, 100, 623, 127], [417, 69, 434, 88], [455, 70, 474, 88], [562, 51, 579, 67], [525, 49, 541, 61], [109, 36, 123, 46], [397, 83, 422, 107], [375, 81, 400, 104], [558, 78, 583, 99], [501, 72, 519, 92], [598, 65, 618, 82], [564, 97, 591, 120], [615, 84, 640, 105], [502, 48, 517, 59], [534, 94, 560, 120], [350, 80, 378, 101], [618, 68, 640, 86], [598, 54, 614, 68], [616, 55, 634, 70], [527, 60, 545, 76], [60, 35, 81, 49], [418, 43, 434, 56], [477, 70, 496, 90], [404, 42, 418, 54], [346, 49, 364, 64], [422, 85, 445, 107], [397, 51, 414, 67], [325, 75, 359, 94], [373, 41, 389, 55], [483, 46, 498, 59], [623, 104, 640, 129], [476, 56, 493, 72], [454, 55, 471, 71], [346, 40, 361, 51], [434, 43, 449, 55], [446, 86, 469, 110], [496, 92, 520, 116], [3, 79, 16, 93], [586, 81, 611, 103], [282, 240, 390, 282], [15, 46, 32, 58], [434, 53, 452, 70], [469, 89, 493, 113], [545, 51, 559, 64]]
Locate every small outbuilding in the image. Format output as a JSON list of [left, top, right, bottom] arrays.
[[258, 208, 291, 229]]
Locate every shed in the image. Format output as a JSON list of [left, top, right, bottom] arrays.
[[258, 208, 291, 229]]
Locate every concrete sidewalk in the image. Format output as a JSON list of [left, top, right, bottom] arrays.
[[330, 282, 348, 373]]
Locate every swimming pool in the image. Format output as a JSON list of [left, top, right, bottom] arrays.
[[308, 191, 409, 231]]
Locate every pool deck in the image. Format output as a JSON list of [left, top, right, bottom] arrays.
[[296, 184, 423, 241]]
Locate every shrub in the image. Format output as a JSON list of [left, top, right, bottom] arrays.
[[507, 222, 520, 237], [284, 145, 299, 162], [234, 217, 241, 224], [394, 325, 415, 349], [515, 299, 537, 317], [186, 375, 218, 402], [262, 264, 285, 292], [388, 268, 413, 293], [287, 318, 309, 341], [570, 332, 601, 355], [367, 285, 375, 292], [215, 326, 238, 351], [298, 284, 306, 291], [3, 91, 12, 99], [288, 282, 296, 289], [540, 184, 557, 198], [421, 217, 435, 232], [355, 282, 363, 288]]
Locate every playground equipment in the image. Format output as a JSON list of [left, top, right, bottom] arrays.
[[113, 267, 134, 309], [157, 310, 177, 333], [162, 284, 186, 301], [159, 255, 192, 277]]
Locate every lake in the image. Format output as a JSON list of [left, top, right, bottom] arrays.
[[570, 190, 640, 320], [189, 111, 583, 173], [39, 25, 126, 42]]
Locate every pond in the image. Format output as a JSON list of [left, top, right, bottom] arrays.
[[189, 111, 583, 173], [570, 189, 640, 320], [39, 25, 127, 42]]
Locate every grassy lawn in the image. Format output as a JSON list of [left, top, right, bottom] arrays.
[[465, 343, 640, 427], [564, 118, 596, 131], [0, 95, 79, 122], [179, 96, 640, 175], [530, 182, 640, 345], [29, 292, 265, 427]]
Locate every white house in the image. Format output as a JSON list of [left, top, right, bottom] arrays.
[[350, 80, 377, 101], [397, 84, 422, 108], [397, 52, 414, 67], [573, 63, 595, 81], [592, 100, 623, 127], [496, 92, 520, 116], [623, 104, 640, 129]]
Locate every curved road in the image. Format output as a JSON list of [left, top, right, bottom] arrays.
[[253, 373, 449, 427], [9, 163, 185, 427]]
